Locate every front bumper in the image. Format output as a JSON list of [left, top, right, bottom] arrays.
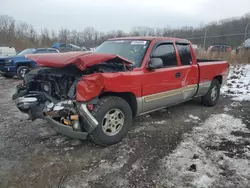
[[45, 117, 88, 140], [0, 66, 16, 75], [13, 84, 99, 140]]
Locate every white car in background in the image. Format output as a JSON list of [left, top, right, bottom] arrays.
[[0, 47, 17, 57]]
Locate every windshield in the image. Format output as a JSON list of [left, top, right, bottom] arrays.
[[17, 49, 35, 56], [95, 40, 149, 67]]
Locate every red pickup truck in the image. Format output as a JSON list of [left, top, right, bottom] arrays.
[[13, 37, 229, 146]]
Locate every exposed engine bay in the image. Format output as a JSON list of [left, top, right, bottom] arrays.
[[24, 66, 81, 101]]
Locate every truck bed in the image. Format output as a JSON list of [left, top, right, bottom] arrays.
[[197, 59, 224, 63], [198, 60, 229, 85]]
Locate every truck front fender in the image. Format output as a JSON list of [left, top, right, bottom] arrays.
[[76, 73, 141, 102]]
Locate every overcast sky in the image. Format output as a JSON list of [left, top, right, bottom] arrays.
[[1, 0, 250, 32]]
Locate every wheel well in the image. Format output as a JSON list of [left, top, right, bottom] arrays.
[[16, 62, 32, 68], [214, 75, 222, 85], [99, 92, 137, 117]]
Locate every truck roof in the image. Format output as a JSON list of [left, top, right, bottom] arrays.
[[108, 36, 190, 43]]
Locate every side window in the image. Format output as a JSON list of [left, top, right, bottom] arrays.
[[152, 44, 177, 67], [34, 49, 47, 54], [47, 49, 58, 53], [66, 44, 72, 48], [60, 43, 66, 48], [176, 44, 192, 65]]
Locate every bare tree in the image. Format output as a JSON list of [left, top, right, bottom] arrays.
[[40, 28, 51, 47], [58, 28, 70, 43], [0, 12, 250, 51]]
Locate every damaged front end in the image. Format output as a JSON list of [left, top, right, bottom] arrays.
[[12, 66, 99, 140], [13, 52, 131, 139], [12, 52, 133, 140]]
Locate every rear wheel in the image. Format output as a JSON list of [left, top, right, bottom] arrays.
[[90, 96, 132, 146], [17, 66, 29, 79], [201, 79, 220, 107]]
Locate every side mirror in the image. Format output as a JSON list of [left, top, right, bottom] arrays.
[[147, 58, 163, 70]]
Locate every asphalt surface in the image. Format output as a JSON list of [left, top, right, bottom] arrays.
[[0, 76, 249, 188]]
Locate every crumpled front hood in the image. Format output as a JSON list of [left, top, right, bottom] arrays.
[[26, 51, 132, 70]]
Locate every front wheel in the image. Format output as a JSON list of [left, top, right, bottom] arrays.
[[17, 66, 29, 79], [90, 96, 132, 146], [201, 79, 220, 107]]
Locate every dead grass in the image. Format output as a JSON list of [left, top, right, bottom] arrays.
[[196, 49, 250, 64]]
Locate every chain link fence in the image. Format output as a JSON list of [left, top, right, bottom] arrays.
[[181, 23, 250, 50]]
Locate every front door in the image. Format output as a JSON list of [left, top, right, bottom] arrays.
[[141, 43, 183, 113], [175, 43, 199, 100]]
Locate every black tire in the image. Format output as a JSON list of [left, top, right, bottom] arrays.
[[90, 96, 132, 146], [201, 79, 220, 107], [2, 74, 14, 78], [17, 66, 29, 79]]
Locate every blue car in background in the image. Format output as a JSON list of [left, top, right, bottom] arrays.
[[0, 48, 59, 79], [52, 42, 87, 52]]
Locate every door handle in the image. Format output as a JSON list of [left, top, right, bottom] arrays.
[[175, 72, 181, 78]]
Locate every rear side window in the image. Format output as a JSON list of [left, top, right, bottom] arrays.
[[35, 49, 48, 54], [152, 44, 177, 67], [66, 44, 73, 48], [176, 44, 192, 65], [60, 43, 66, 48], [47, 49, 58, 53]]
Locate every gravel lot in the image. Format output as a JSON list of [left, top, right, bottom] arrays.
[[0, 65, 250, 188]]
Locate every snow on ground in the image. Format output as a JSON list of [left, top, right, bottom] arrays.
[[184, 115, 201, 123], [189, 114, 201, 121], [221, 64, 250, 101], [155, 114, 250, 188]]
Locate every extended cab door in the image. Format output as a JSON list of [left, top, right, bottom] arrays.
[[175, 43, 199, 100], [141, 42, 184, 113]]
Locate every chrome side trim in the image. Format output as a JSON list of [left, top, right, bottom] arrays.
[[144, 88, 182, 103], [137, 97, 194, 117], [76, 103, 99, 132], [196, 81, 211, 96], [142, 92, 182, 113], [138, 84, 198, 114], [143, 84, 198, 103]]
